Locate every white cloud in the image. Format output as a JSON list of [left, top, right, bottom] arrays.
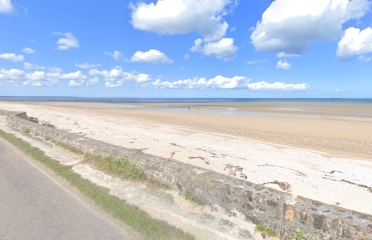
[[183, 54, 190, 60], [0, 53, 24, 62], [335, 88, 340, 92], [276, 59, 291, 70], [68, 76, 99, 88], [0, 69, 60, 86], [148, 75, 250, 89], [49, 67, 62, 73], [247, 81, 308, 90], [190, 38, 203, 52], [60, 71, 87, 81], [75, 62, 102, 69], [191, 38, 238, 60], [251, 0, 371, 54], [105, 51, 123, 60], [337, 27, 372, 59], [0, 0, 13, 14], [53, 32, 79, 50], [22, 47, 35, 54], [24, 62, 45, 70], [89, 68, 151, 88], [277, 52, 299, 58], [247, 60, 265, 65], [130, 49, 173, 64], [358, 55, 372, 62], [230, 26, 236, 32], [130, 0, 237, 42], [68, 80, 84, 87], [86, 77, 99, 86]]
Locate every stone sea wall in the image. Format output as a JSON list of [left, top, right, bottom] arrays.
[[2, 110, 372, 239]]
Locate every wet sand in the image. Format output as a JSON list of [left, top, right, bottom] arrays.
[[1, 100, 372, 215], [34, 101, 372, 158]]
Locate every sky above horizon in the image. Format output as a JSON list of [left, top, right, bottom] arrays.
[[0, 0, 372, 98]]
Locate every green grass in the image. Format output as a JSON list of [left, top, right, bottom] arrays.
[[0, 129, 194, 240], [255, 223, 277, 237], [100, 155, 146, 180], [292, 227, 312, 240], [53, 140, 84, 155], [183, 191, 204, 206], [83, 152, 170, 190]]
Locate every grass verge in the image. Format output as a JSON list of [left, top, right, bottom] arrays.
[[0, 129, 193, 240]]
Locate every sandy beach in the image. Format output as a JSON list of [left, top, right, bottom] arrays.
[[1, 100, 372, 215]]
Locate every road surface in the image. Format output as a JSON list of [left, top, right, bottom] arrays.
[[0, 137, 129, 240]]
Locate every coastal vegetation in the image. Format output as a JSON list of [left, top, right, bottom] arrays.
[[255, 223, 277, 237], [82, 152, 170, 190], [20, 128, 30, 134], [99, 155, 146, 180], [0, 129, 194, 240], [183, 191, 205, 206]]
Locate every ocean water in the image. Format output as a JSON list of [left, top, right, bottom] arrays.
[[1, 97, 371, 119], [0, 96, 371, 104]]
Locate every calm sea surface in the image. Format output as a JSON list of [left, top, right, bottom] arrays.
[[0, 97, 371, 104]]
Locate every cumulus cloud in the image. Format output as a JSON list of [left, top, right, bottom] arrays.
[[86, 77, 99, 86], [277, 52, 299, 58], [52, 32, 79, 50], [129, 49, 173, 64], [104, 51, 123, 60], [0, 53, 24, 62], [191, 38, 238, 60], [49, 67, 62, 73], [146, 75, 308, 91], [247, 81, 308, 90], [130, 0, 237, 42], [60, 71, 87, 81], [22, 47, 35, 54], [276, 59, 291, 70], [68, 76, 99, 87], [68, 80, 84, 87], [89, 68, 151, 88], [0, 0, 13, 14], [75, 62, 102, 69], [24, 62, 45, 70], [0, 69, 60, 86], [337, 27, 372, 59], [183, 54, 190, 60], [251, 0, 371, 54], [0, 68, 97, 87], [148, 75, 250, 89]]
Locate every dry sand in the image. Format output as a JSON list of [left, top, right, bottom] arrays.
[[1, 101, 372, 215]]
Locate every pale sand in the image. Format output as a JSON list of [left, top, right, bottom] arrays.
[[1, 101, 372, 215]]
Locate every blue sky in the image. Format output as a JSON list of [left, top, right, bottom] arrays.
[[0, 0, 372, 98]]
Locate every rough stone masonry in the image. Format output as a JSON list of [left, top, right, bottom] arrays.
[[2, 109, 372, 240]]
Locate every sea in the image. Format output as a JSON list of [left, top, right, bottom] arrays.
[[0, 96, 371, 104]]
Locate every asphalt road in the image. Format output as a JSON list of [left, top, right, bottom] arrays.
[[0, 137, 128, 240]]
